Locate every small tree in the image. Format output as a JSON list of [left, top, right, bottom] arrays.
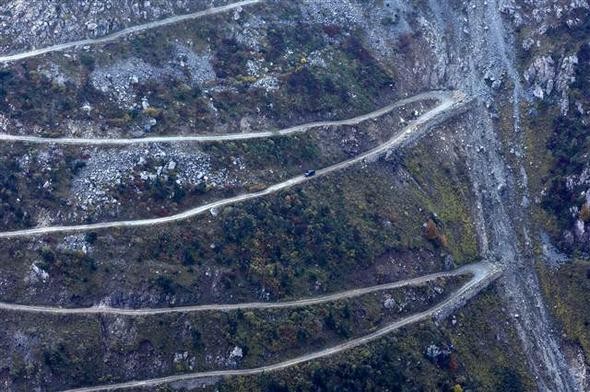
[[423, 219, 449, 248], [424, 219, 440, 241]]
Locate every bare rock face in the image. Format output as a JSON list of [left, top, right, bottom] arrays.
[[0, 0, 215, 54], [523, 52, 579, 114], [524, 56, 556, 99], [25, 262, 50, 285], [556, 54, 579, 115]]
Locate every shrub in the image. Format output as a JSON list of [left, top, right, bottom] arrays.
[[423, 219, 448, 248], [424, 219, 440, 241], [153, 275, 177, 295], [79, 53, 96, 70], [143, 106, 162, 118]]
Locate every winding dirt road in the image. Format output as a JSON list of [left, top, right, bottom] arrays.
[[61, 262, 501, 392], [0, 91, 469, 239], [0, 261, 489, 315], [0, 0, 263, 64], [0, 91, 444, 145], [0, 87, 482, 392], [0, 1, 508, 391]]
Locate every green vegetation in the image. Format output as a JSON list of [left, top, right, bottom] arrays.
[[0, 99, 425, 231], [0, 137, 480, 307], [0, 154, 33, 228], [518, 17, 590, 255], [538, 260, 590, 357], [514, 14, 590, 381], [540, 40, 590, 245], [0, 1, 395, 138], [0, 276, 464, 390], [216, 286, 534, 392], [0, 3, 517, 391], [404, 127, 479, 264], [447, 288, 535, 391]]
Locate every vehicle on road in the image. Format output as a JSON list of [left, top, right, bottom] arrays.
[[304, 170, 316, 177]]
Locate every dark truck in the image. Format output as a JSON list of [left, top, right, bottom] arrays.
[[304, 170, 316, 178]]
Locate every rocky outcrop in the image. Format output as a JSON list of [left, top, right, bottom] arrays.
[[0, 0, 229, 54], [524, 53, 579, 115], [556, 54, 579, 115], [524, 56, 555, 99]]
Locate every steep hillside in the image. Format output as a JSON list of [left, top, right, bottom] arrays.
[[0, 0, 588, 391]]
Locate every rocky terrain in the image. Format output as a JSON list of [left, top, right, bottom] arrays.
[[0, 0, 589, 391], [0, 0, 234, 53]]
